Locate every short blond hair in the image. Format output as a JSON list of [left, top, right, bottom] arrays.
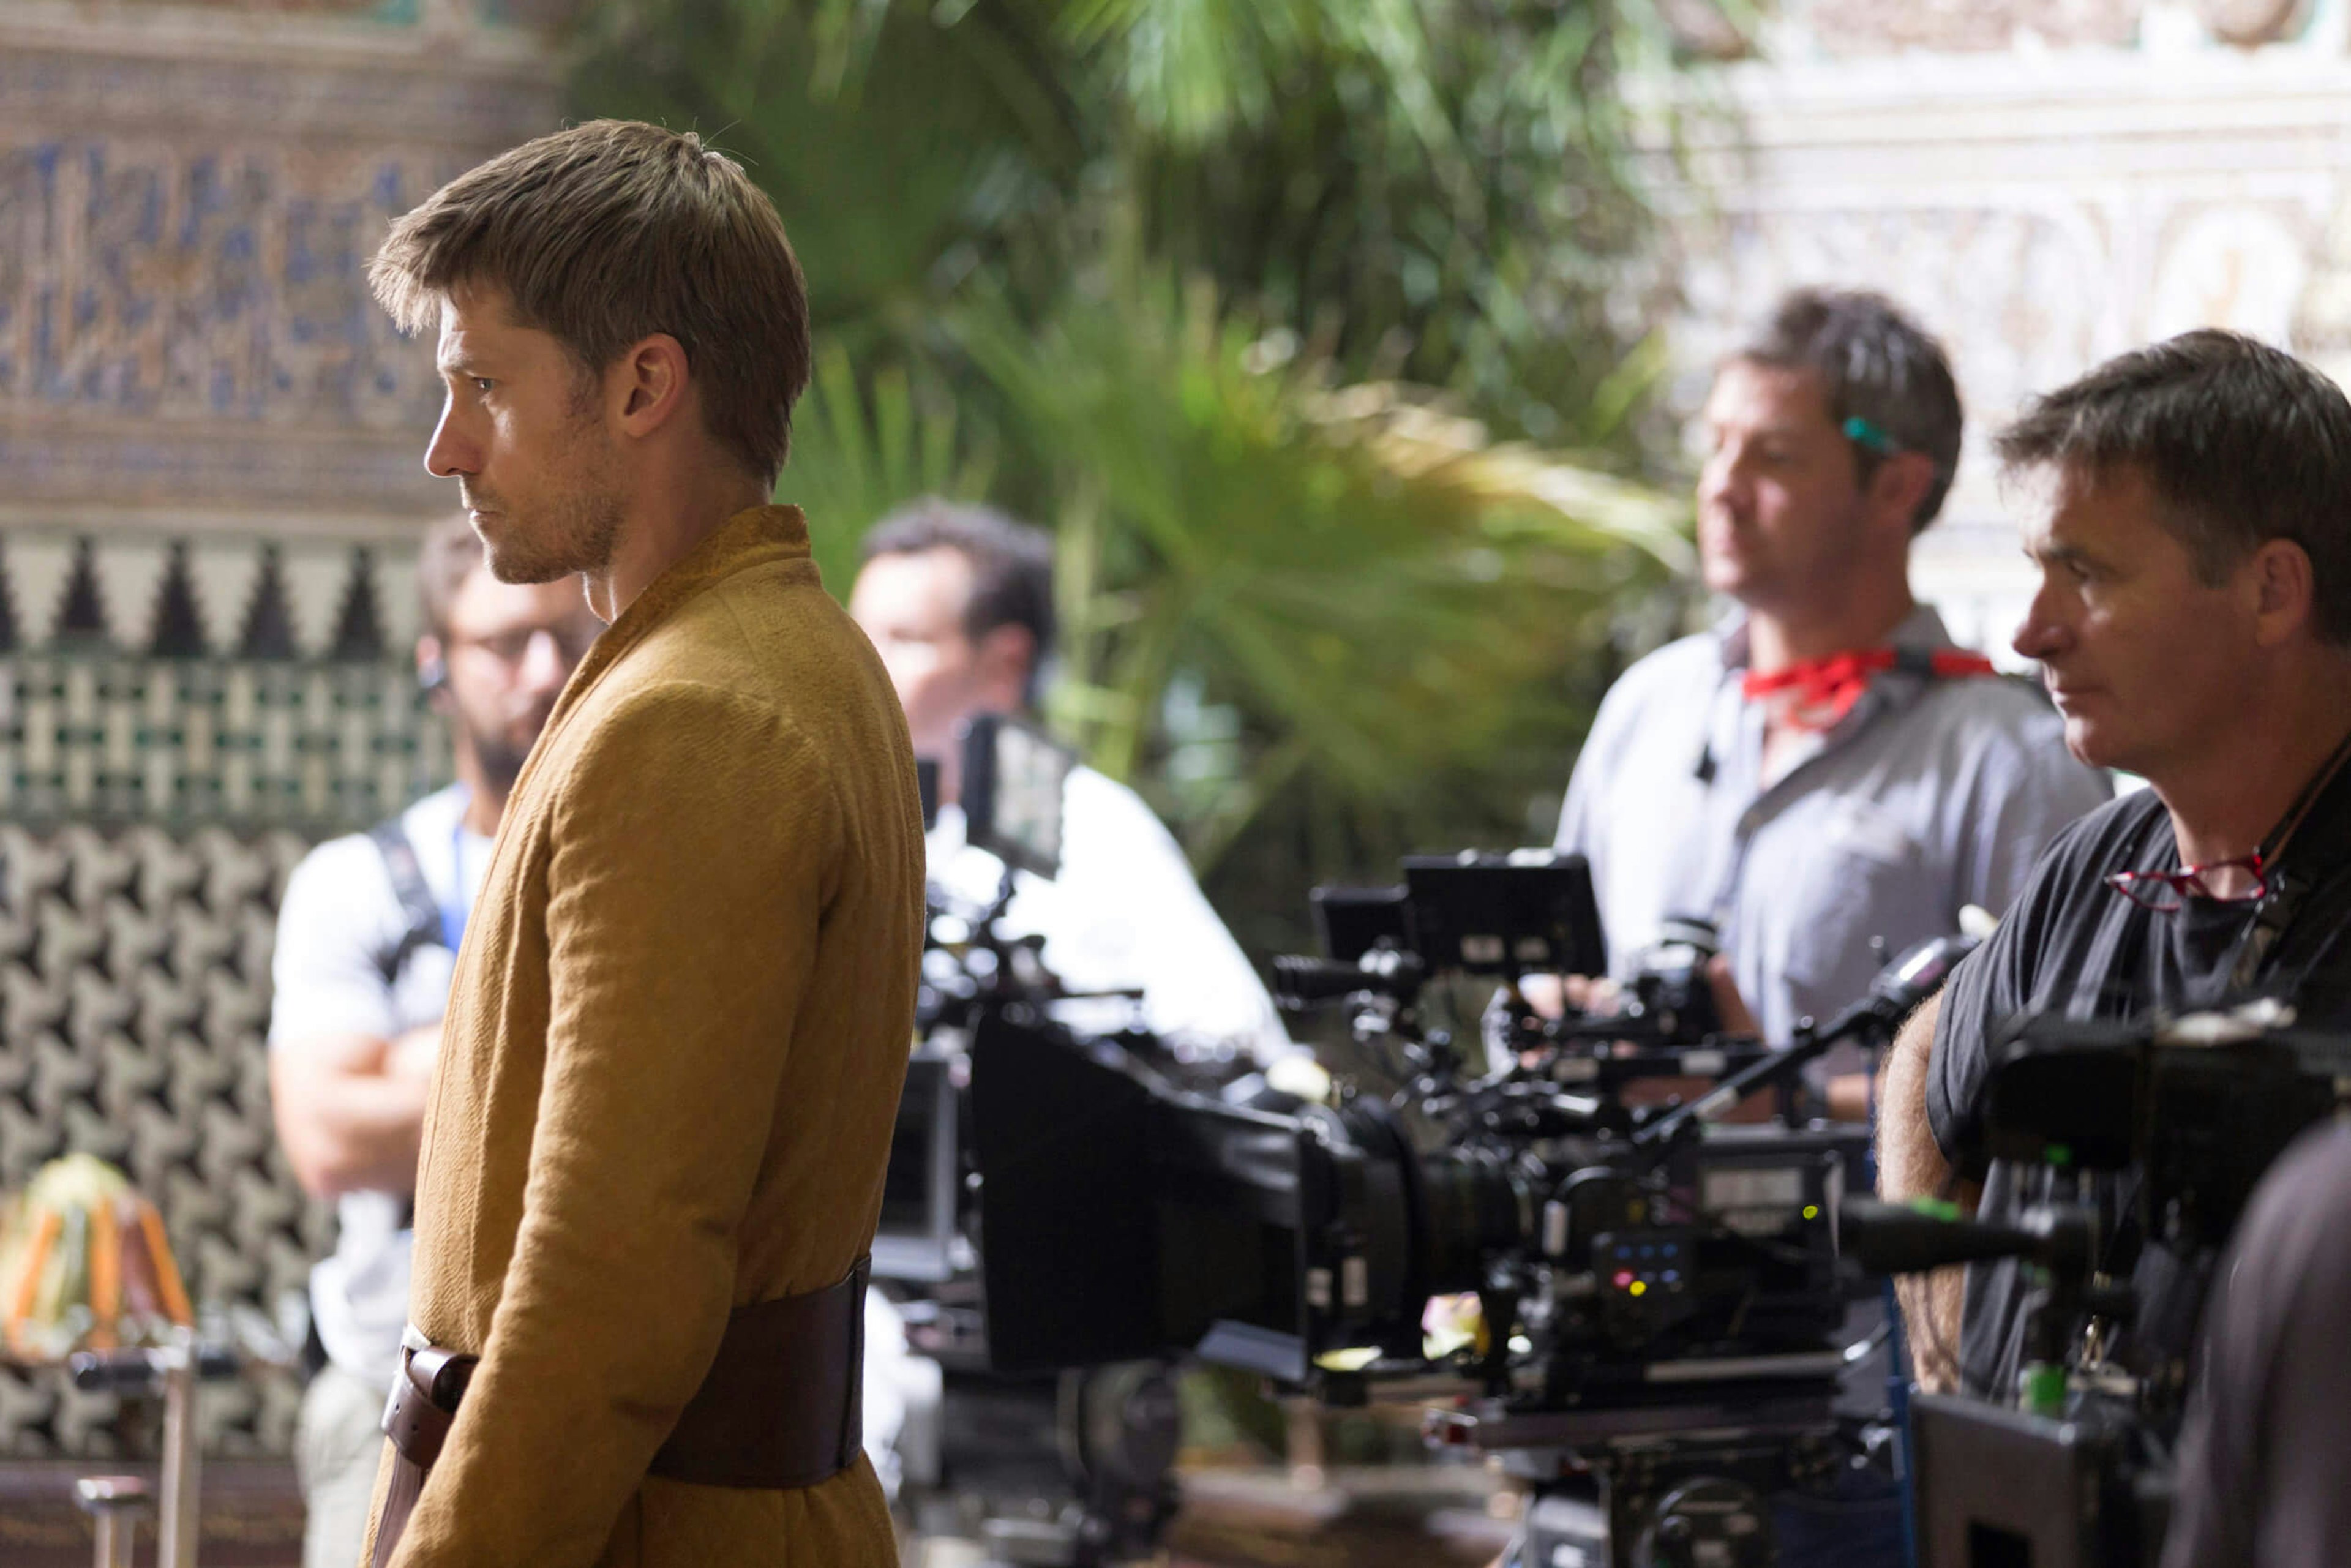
[[370, 119, 811, 485]]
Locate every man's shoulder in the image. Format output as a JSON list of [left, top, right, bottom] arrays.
[[615, 574, 900, 741], [559, 655, 801, 760], [280, 787, 466, 931], [1904, 673, 2107, 799], [1065, 762, 1153, 817], [1607, 628, 1728, 703], [1888, 669, 2069, 762], [1062, 765, 1185, 857], [1578, 629, 1725, 753], [283, 825, 397, 917], [1990, 785, 2168, 927], [394, 781, 468, 843], [2039, 782, 2167, 863]]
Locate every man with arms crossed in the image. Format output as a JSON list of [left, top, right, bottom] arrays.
[[1879, 331, 2351, 1402], [1556, 288, 2108, 1114], [847, 500, 1291, 1062], [270, 516, 595, 1568], [361, 121, 923, 1566]]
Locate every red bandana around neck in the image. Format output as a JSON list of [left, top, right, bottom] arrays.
[[1741, 646, 1998, 733]]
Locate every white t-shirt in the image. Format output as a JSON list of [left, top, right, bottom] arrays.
[[928, 764, 1293, 1062], [268, 783, 491, 1386]]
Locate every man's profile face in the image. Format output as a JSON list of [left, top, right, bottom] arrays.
[[849, 547, 1022, 761], [1695, 360, 1873, 610], [429, 567, 602, 790], [425, 285, 624, 587], [2012, 462, 2252, 778]]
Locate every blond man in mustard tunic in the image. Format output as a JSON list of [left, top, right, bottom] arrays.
[[356, 121, 921, 1567]]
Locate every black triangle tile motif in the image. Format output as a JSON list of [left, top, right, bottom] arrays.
[[0, 536, 18, 654], [328, 547, 386, 662], [146, 542, 209, 659], [53, 539, 109, 647], [237, 546, 299, 661]]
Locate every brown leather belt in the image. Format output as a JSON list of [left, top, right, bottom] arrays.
[[369, 1256, 869, 1568]]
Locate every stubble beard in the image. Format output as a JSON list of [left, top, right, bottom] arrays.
[[467, 400, 625, 587], [466, 711, 546, 793], [479, 485, 622, 587]]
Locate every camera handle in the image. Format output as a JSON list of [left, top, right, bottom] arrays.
[[1632, 932, 1982, 1154], [1840, 1197, 2128, 1415]]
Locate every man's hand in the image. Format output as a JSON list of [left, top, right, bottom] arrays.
[[268, 1022, 441, 1202], [386, 1022, 441, 1084], [1876, 990, 1976, 1392], [1826, 1073, 1874, 1122], [1702, 958, 1875, 1123], [1703, 955, 1757, 1037], [1518, 973, 1618, 1021]]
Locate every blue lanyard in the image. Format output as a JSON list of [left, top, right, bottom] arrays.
[[442, 798, 478, 955]]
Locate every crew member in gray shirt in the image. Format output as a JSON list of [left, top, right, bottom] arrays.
[[1556, 288, 2108, 1115]]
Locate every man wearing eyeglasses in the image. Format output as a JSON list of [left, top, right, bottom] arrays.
[[268, 513, 598, 1568], [1879, 330, 2351, 1405], [1555, 289, 2110, 1112]]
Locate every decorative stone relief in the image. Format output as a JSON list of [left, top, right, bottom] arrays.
[[0, 10, 556, 519], [1793, 0, 2143, 57], [1656, 31, 2351, 661], [1660, 0, 1758, 61], [2148, 203, 2314, 345], [2195, 0, 2311, 47], [119, 0, 409, 14]]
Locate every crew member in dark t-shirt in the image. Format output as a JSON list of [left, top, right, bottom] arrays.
[[1877, 329, 2351, 1406], [1925, 749, 2351, 1397]]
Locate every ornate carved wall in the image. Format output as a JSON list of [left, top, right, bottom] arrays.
[[0, 0, 557, 561], [1658, 0, 2351, 656]]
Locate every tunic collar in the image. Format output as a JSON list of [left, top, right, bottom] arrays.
[[560, 505, 811, 706], [514, 505, 816, 801]]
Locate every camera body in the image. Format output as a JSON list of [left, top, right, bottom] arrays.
[[1618, 915, 1729, 1047], [1845, 1008, 2351, 1567], [972, 850, 1933, 1567]]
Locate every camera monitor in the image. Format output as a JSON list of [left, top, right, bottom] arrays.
[[1399, 850, 1607, 977], [959, 713, 1076, 881], [1310, 853, 1605, 977], [1310, 885, 1409, 963]]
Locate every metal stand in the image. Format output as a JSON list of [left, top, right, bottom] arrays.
[[74, 1474, 153, 1568], [156, 1340, 201, 1568], [68, 1332, 238, 1568]]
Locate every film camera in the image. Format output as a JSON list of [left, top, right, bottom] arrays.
[[969, 850, 1969, 1567], [881, 714, 1202, 1567], [1843, 1007, 2351, 1567]]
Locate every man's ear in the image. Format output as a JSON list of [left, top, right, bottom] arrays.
[[973, 624, 1038, 710], [611, 333, 692, 440], [2249, 536, 2318, 648], [1865, 450, 1937, 535], [417, 635, 451, 709]]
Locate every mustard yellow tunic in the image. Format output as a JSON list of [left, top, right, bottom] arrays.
[[364, 506, 923, 1567]]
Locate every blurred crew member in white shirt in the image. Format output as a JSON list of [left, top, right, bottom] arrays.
[[849, 499, 1291, 1062]]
